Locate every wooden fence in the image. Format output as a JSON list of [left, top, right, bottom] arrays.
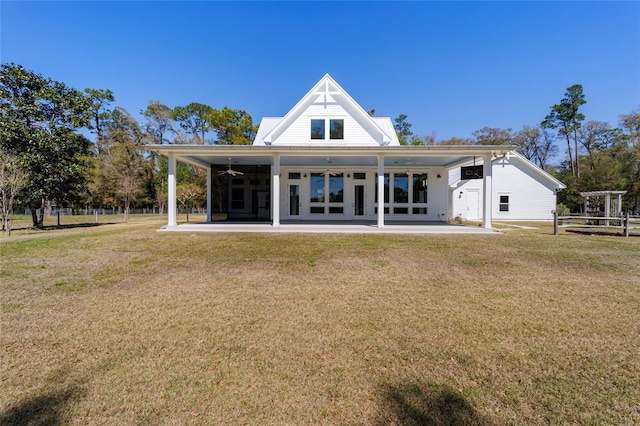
[[554, 211, 639, 237]]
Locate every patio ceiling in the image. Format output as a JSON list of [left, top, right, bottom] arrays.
[[148, 145, 513, 170]]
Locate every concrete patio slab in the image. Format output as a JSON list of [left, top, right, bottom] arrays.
[[159, 222, 498, 234]]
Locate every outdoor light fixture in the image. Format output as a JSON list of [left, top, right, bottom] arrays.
[[437, 174, 442, 178]]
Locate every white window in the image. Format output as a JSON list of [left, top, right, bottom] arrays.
[[310, 119, 344, 140], [499, 195, 510, 212], [330, 119, 344, 139], [311, 120, 324, 139]]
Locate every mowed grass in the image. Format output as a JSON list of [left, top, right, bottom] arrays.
[[1, 219, 639, 425]]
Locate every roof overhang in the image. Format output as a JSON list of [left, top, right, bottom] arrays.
[[147, 144, 514, 169]]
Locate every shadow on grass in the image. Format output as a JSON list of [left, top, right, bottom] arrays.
[[566, 228, 639, 237], [9, 222, 116, 232], [377, 381, 495, 426], [0, 385, 84, 426]]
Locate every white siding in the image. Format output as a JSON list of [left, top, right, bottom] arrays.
[[451, 157, 558, 221], [492, 160, 557, 220], [271, 101, 381, 146]]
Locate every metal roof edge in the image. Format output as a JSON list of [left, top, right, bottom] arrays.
[[147, 144, 514, 153]]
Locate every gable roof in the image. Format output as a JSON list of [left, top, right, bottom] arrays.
[[448, 151, 566, 190], [253, 117, 281, 146], [259, 74, 397, 146], [505, 152, 566, 189]]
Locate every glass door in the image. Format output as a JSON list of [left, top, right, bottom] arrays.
[[289, 184, 300, 216], [354, 184, 365, 216]]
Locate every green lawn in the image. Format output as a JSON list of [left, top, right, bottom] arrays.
[[1, 219, 639, 425]]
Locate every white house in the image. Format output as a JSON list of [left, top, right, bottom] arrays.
[[449, 153, 566, 221], [149, 74, 563, 229]]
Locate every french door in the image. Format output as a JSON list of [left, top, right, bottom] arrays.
[[354, 184, 365, 217], [289, 184, 300, 217]]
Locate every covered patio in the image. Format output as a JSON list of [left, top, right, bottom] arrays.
[[148, 144, 511, 232]]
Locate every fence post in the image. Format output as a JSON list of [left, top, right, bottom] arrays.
[[624, 211, 630, 237], [553, 210, 558, 235], [57, 210, 60, 226]]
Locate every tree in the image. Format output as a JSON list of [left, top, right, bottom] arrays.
[[541, 84, 586, 178], [619, 109, 640, 147], [617, 144, 640, 214], [512, 125, 557, 170], [0, 63, 93, 227], [172, 102, 215, 144], [85, 88, 115, 153], [211, 106, 256, 145], [472, 127, 512, 145], [0, 150, 28, 236], [393, 114, 413, 145], [578, 121, 622, 158], [142, 100, 174, 145], [409, 135, 425, 146], [578, 151, 626, 192], [176, 183, 203, 222], [438, 137, 475, 146], [110, 109, 150, 222], [155, 183, 168, 214], [617, 109, 640, 213], [90, 107, 149, 221], [409, 134, 436, 146]]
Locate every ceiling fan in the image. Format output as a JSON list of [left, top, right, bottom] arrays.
[[321, 169, 342, 177], [217, 159, 244, 176]]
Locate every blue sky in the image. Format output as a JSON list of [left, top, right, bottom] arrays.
[[2, 1, 639, 143]]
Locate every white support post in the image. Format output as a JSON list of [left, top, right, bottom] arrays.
[[605, 193, 611, 227], [272, 154, 280, 227], [206, 166, 212, 223], [377, 154, 385, 228], [168, 154, 177, 227], [482, 154, 493, 229], [584, 196, 589, 217]]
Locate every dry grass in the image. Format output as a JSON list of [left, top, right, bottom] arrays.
[[1, 219, 639, 425]]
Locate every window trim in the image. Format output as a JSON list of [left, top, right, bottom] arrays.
[[310, 119, 325, 140], [329, 119, 344, 140], [310, 118, 345, 141], [499, 194, 510, 212]]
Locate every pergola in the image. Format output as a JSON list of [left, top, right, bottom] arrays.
[[579, 190, 627, 226]]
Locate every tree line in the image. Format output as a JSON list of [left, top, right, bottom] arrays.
[[1, 63, 639, 234], [393, 85, 639, 214], [0, 63, 256, 234]]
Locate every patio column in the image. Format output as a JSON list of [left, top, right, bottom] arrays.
[[605, 193, 611, 226], [272, 153, 280, 227], [617, 193, 623, 215], [206, 166, 212, 223], [482, 154, 493, 229], [377, 154, 385, 228], [168, 153, 177, 227]]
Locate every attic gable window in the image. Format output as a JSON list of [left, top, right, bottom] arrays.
[[311, 120, 325, 139], [310, 119, 344, 140], [330, 119, 344, 139]]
